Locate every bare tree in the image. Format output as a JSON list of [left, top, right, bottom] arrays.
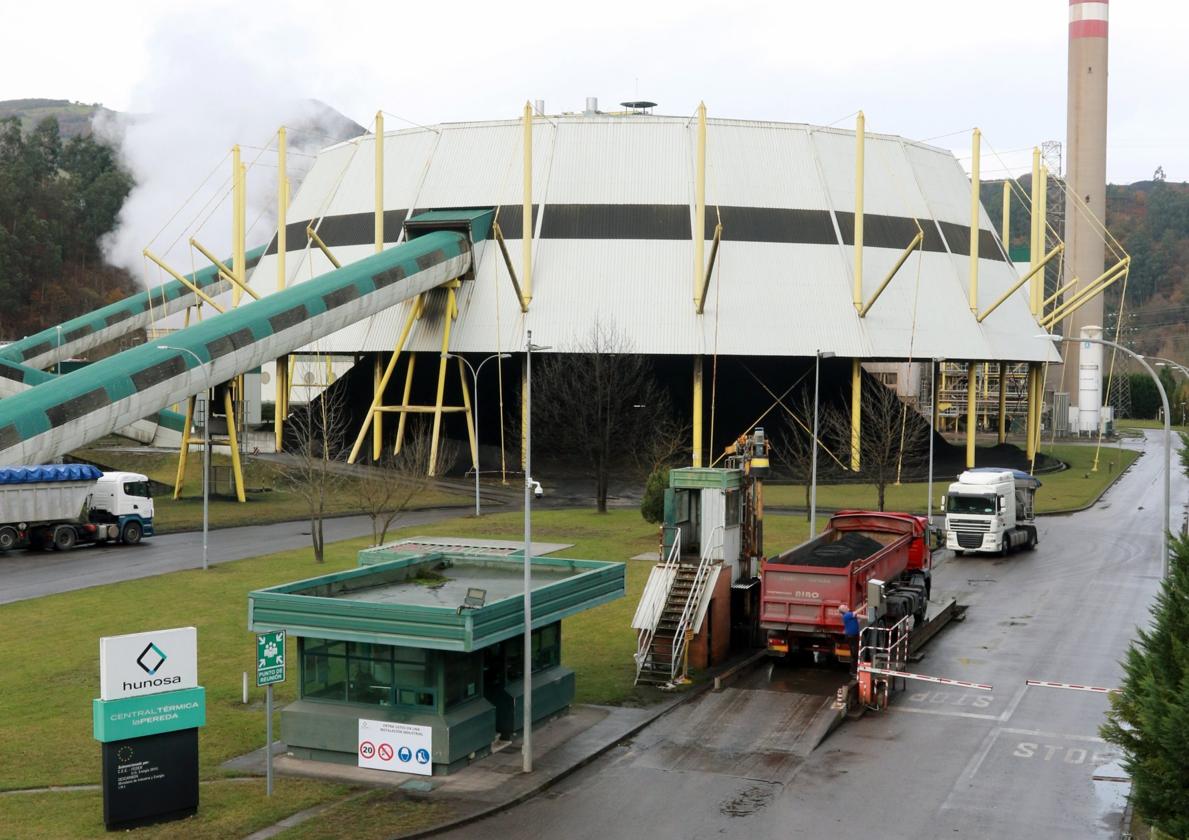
[[356, 421, 459, 546], [534, 320, 671, 513], [275, 384, 350, 563], [777, 388, 847, 519], [823, 379, 930, 511]]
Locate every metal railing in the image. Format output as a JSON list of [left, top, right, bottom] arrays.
[[633, 529, 681, 683], [858, 613, 912, 710], [669, 525, 724, 683]]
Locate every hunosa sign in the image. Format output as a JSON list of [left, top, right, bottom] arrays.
[[99, 627, 197, 701]]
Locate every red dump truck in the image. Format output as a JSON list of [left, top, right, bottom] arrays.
[[761, 511, 932, 664]]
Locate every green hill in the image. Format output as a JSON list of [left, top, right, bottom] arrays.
[[0, 98, 113, 138]]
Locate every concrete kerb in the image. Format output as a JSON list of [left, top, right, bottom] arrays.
[[393, 655, 769, 839]]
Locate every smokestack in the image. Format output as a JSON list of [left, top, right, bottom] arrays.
[[1060, 0, 1109, 400]]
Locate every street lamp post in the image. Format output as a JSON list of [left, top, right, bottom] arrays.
[[157, 345, 211, 571], [522, 330, 549, 773], [809, 350, 835, 538], [1039, 334, 1171, 576], [443, 352, 511, 517]]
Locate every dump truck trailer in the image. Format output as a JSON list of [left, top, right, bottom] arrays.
[[760, 511, 932, 664], [0, 464, 154, 551]]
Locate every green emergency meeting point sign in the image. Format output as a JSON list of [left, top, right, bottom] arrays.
[[256, 630, 285, 687]]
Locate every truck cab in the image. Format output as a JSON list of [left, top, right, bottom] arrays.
[[944, 468, 1039, 555], [88, 471, 155, 544]]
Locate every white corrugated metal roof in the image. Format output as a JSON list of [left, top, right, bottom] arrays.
[[246, 114, 1056, 363]]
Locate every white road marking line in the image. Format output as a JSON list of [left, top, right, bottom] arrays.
[[997, 683, 1029, 722], [999, 727, 1107, 744], [890, 706, 1000, 721], [940, 726, 1002, 812]]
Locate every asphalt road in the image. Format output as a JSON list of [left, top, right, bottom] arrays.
[[440, 430, 1184, 840], [0, 508, 474, 604]]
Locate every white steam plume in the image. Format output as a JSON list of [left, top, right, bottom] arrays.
[[96, 9, 361, 290]]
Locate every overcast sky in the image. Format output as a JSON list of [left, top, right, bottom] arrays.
[[4, 0, 1182, 184]]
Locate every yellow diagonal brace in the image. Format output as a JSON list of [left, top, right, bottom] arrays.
[[189, 238, 260, 300], [695, 218, 723, 315], [347, 303, 418, 464], [976, 243, 1064, 323], [1042, 274, 1082, 311], [493, 221, 529, 312], [306, 225, 342, 269], [143, 249, 225, 313], [1041, 258, 1130, 328], [858, 227, 923, 317]]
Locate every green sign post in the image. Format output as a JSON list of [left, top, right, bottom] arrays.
[[256, 630, 285, 686], [255, 630, 285, 796]]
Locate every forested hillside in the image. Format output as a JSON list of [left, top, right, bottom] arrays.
[[0, 115, 137, 339], [982, 176, 1189, 358]]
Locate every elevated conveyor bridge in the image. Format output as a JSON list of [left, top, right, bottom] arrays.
[[0, 212, 490, 465]]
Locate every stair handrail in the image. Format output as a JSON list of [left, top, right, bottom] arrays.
[[633, 527, 681, 682], [669, 525, 724, 682]]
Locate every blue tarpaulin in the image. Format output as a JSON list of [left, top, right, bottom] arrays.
[[0, 464, 102, 484]]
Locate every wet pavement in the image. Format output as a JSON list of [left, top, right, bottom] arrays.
[[437, 431, 1181, 839]]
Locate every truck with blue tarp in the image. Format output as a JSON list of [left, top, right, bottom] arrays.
[[0, 464, 154, 551]]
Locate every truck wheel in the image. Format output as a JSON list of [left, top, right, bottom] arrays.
[[52, 526, 77, 551], [122, 521, 143, 545], [1025, 530, 1037, 551], [0, 526, 16, 551]]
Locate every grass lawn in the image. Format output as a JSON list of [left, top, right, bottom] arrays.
[[764, 443, 1139, 515], [1117, 418, 1189, 433], [0, 779, 351, 840], [75, 447, 469, 532], [0, 506, 813, 837]]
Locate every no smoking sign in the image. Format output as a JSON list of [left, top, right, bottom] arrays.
[[377, 743, 394, 761]]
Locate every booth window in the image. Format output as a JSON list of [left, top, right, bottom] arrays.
[[444, 651, 482, 708], [300, 638, 436, 709], [724, 489, 741, 527]]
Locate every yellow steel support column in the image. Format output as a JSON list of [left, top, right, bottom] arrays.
[[694, 102, 706, 309], [850, 358, 861, 472], [395, 354, 417, 456], [427, 287, 459, 477], [692, 356, 704, 468], [853, 112, 865, 311], [997, 362, 1008, 444], [1032, 367, 1045, 456], [275, 126, 288, 453], [374, 111, 384, 253], [457, 357, 478, 476], [224, 387, 247, 503], [372, 355, 384, 462], [968, 128, 981, 313], [1025, 364, 1038, 461], [981, 362, 989, 431], [522, 103, 533, 305], [232, 145, 246, 307], [347, 303, 418, 463], [1001, 180, 1011, 247], [1029, 148, 1041, 314], [1037, 164, 1048, 312], [173, 395, 196, 499], [965, 363, 978, 468]]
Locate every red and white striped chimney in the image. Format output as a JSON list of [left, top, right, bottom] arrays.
[[1061, 0, 1109, 401]]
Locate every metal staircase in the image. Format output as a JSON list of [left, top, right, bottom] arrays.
[[634, 527, 722, 687]]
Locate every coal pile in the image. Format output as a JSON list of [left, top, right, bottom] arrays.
[[799, 532, 885, 568]]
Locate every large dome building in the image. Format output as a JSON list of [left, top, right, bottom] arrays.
[[249, 103, 1053, 470]]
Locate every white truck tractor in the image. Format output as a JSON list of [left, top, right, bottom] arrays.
[[0, 464, 155, 551], [944, 468, 1040, 555]]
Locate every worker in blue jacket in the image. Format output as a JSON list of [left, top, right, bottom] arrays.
[[838, 604, 861, 673]]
